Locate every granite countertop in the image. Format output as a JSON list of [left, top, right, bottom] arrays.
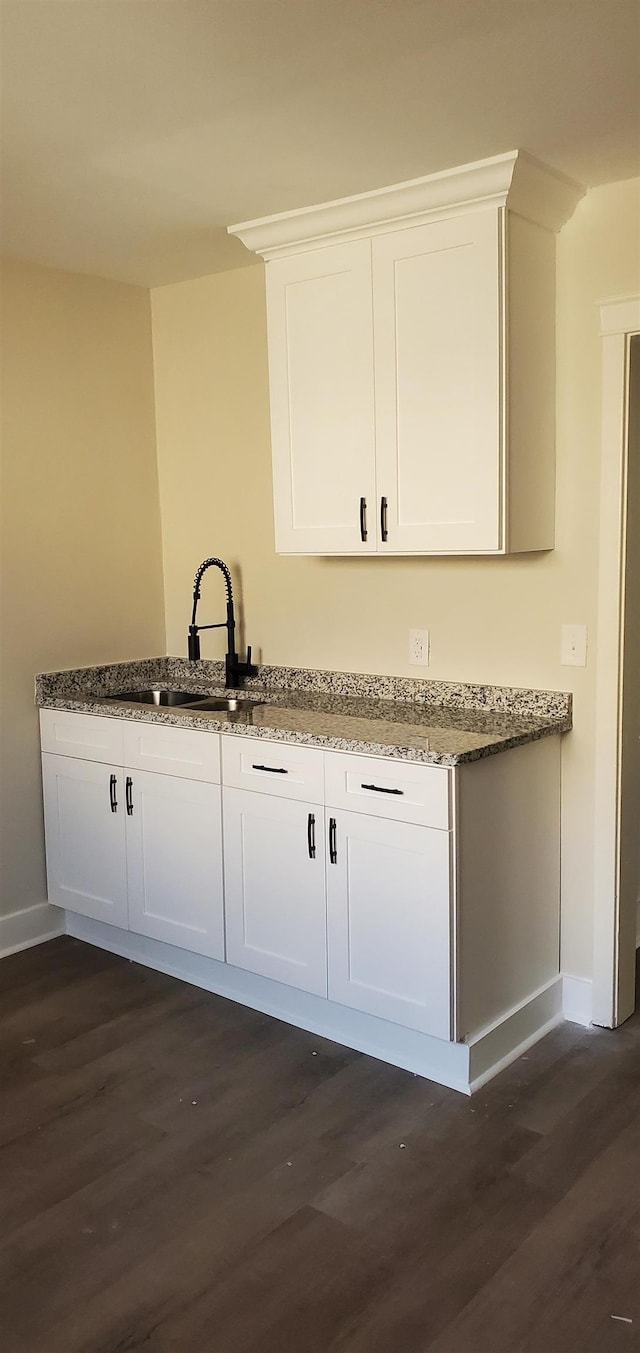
[[35, 657, 572, 767]]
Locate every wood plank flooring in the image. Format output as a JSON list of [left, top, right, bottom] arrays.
[[1, 937, 639, 1352]]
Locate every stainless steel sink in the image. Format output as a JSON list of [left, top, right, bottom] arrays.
[[109, 688, 200, 706], [189, 696, 263, 713], [106, 688, 263, 713]]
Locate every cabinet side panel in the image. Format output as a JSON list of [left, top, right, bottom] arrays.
[[457, 737, 561, 1039], [506, 214, 556, 552]]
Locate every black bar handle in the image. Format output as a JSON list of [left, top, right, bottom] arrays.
[[380, 496, 388, 542], [307, 812, 316, 859], [252, 763, 288, 774], [329, 816, 337, 864], [125, 776, 134, 816], [109, 774, 118, 813], [359, 496, 367, 542], [361, 782, 404, 796]]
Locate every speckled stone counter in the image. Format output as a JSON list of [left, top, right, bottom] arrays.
[[35, 658, 572, 767]]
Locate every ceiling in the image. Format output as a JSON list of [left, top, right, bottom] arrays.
[[1, 0, 639, 288]]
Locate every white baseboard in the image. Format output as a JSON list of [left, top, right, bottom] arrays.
[[0, 902, 64, 958], [562, 974, 593, 1026], [65, 913, 569, 1096], [467, 977, 564, 1092], [66, 913, 471, 1093]]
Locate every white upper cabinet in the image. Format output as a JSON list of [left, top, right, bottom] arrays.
[[266, 240, 377, 553], [230, 151, 583, 556], [372, 210, 501, 553]]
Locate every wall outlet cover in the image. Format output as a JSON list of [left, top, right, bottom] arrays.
[[409, 628, 430, 666], [561, 623, 588, 667]]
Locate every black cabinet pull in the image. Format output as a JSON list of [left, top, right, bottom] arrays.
[[252, 763, 288, 774], [359, 496, 368, 542], [307, 812, 316, 859], [380, 496, 388, 542], [329, 816, 337, 864], [361, 782, 404, 796], [125, 776, 134, 816], [109, 774, 118, 813]]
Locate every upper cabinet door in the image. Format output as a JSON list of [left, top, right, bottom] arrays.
[[266, 239, 377, 554], [373, 209, 502, 553]]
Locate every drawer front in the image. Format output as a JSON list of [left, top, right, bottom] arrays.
[[123, 720, 220, 783], [324, 751, 451, 829], [40, 709, 124, 765], [221, 736, 324, 803]]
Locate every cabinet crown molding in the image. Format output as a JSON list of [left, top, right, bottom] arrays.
[[228, 150, 584, 259]]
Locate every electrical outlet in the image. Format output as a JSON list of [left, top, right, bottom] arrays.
[[561, 624, 587, 667], [409, 628, 430, 666]]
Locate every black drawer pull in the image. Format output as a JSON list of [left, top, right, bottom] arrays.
[[329, 816, 337, 864], [380, 496, 388, 542], [125, 776, 134, 816], [109, 774, 118, 813], [252, 763, 288, 774], [359, 496, 368, 542], [361, 782, 404, 796], [307, 812, 316, 859]]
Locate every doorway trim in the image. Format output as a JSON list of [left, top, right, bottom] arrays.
[[592, 294, 640, 1027]]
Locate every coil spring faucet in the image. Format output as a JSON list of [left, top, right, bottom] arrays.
[[188, 557, 255, 688]]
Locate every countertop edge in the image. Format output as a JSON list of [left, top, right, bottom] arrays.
[[36, 693, 571, 767]]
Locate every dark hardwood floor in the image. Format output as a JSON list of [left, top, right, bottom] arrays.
[[1, 938, 639, 1352]]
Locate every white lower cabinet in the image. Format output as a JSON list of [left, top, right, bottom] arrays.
[[223, 787, 327, 996], [41, 718, 454, 1030], [222, 742, 452, 1035], [40, 714, 562, 1089], [41, 753, 128, 928], [126, 770, 224, 959], [40, 711, 225, 960], [326, 809, 452, 1040]]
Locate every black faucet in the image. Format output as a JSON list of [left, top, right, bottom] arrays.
[[188, 557, 255, 688]]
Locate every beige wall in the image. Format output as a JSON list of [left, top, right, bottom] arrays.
[[0, 257, 165, 922], [151, 176, 640, 983]]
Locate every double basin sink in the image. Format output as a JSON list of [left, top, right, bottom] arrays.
[[106, 689, 264, 714]]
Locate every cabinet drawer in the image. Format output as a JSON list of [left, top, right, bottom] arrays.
[[221, 736, 324, 803], [123, 721, 220, 783], [324, 751, 451, 829], [40, 709, 124, 765]]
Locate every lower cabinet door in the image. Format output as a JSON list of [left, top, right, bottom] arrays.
[[41, 752, 128, 927], [125, 769, 224, 959], [327, 809, 452, 1039], [223, 787, 327, 996]]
